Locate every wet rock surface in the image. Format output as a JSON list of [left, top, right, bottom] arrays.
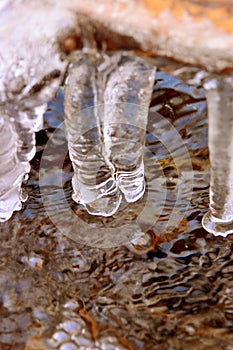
[[1, 57, 233, 350]]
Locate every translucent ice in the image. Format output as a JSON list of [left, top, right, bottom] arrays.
[[0, 104, 53, 222], [0, 115, 28, 221], [64, 53, 122, 216], [64, 52, 155, 216], [0, 1, 72, 221], [202, 76, 233, 236], [103, 55, 155, 202]]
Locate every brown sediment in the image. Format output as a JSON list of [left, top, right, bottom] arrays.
[[24, 335, 50, 350], [99, 324, 136, 350], [79, 308, 98, 341], [78, 297, 98, 340]]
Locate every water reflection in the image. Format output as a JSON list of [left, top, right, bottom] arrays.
[[2, 61, 232, 350]]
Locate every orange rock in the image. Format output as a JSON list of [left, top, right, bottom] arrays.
[[143, 0, 233, 33], [2, 0, 233, 76], [71, 0, 233, 71]]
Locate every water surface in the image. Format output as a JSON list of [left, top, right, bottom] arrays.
[[1, 57, 233, 350]]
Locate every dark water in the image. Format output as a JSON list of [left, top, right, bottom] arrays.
[[1, 57, 233, 350]]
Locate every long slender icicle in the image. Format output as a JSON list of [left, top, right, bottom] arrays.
[[202, 76, 233, 236], [64, 53, 122, 216], [103, 55, 155, 202]]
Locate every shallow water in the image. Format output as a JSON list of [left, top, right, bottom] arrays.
[[1, 57, 233, 350]]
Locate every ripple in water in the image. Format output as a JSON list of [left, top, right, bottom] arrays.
[[2, 58, 233, 350]]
